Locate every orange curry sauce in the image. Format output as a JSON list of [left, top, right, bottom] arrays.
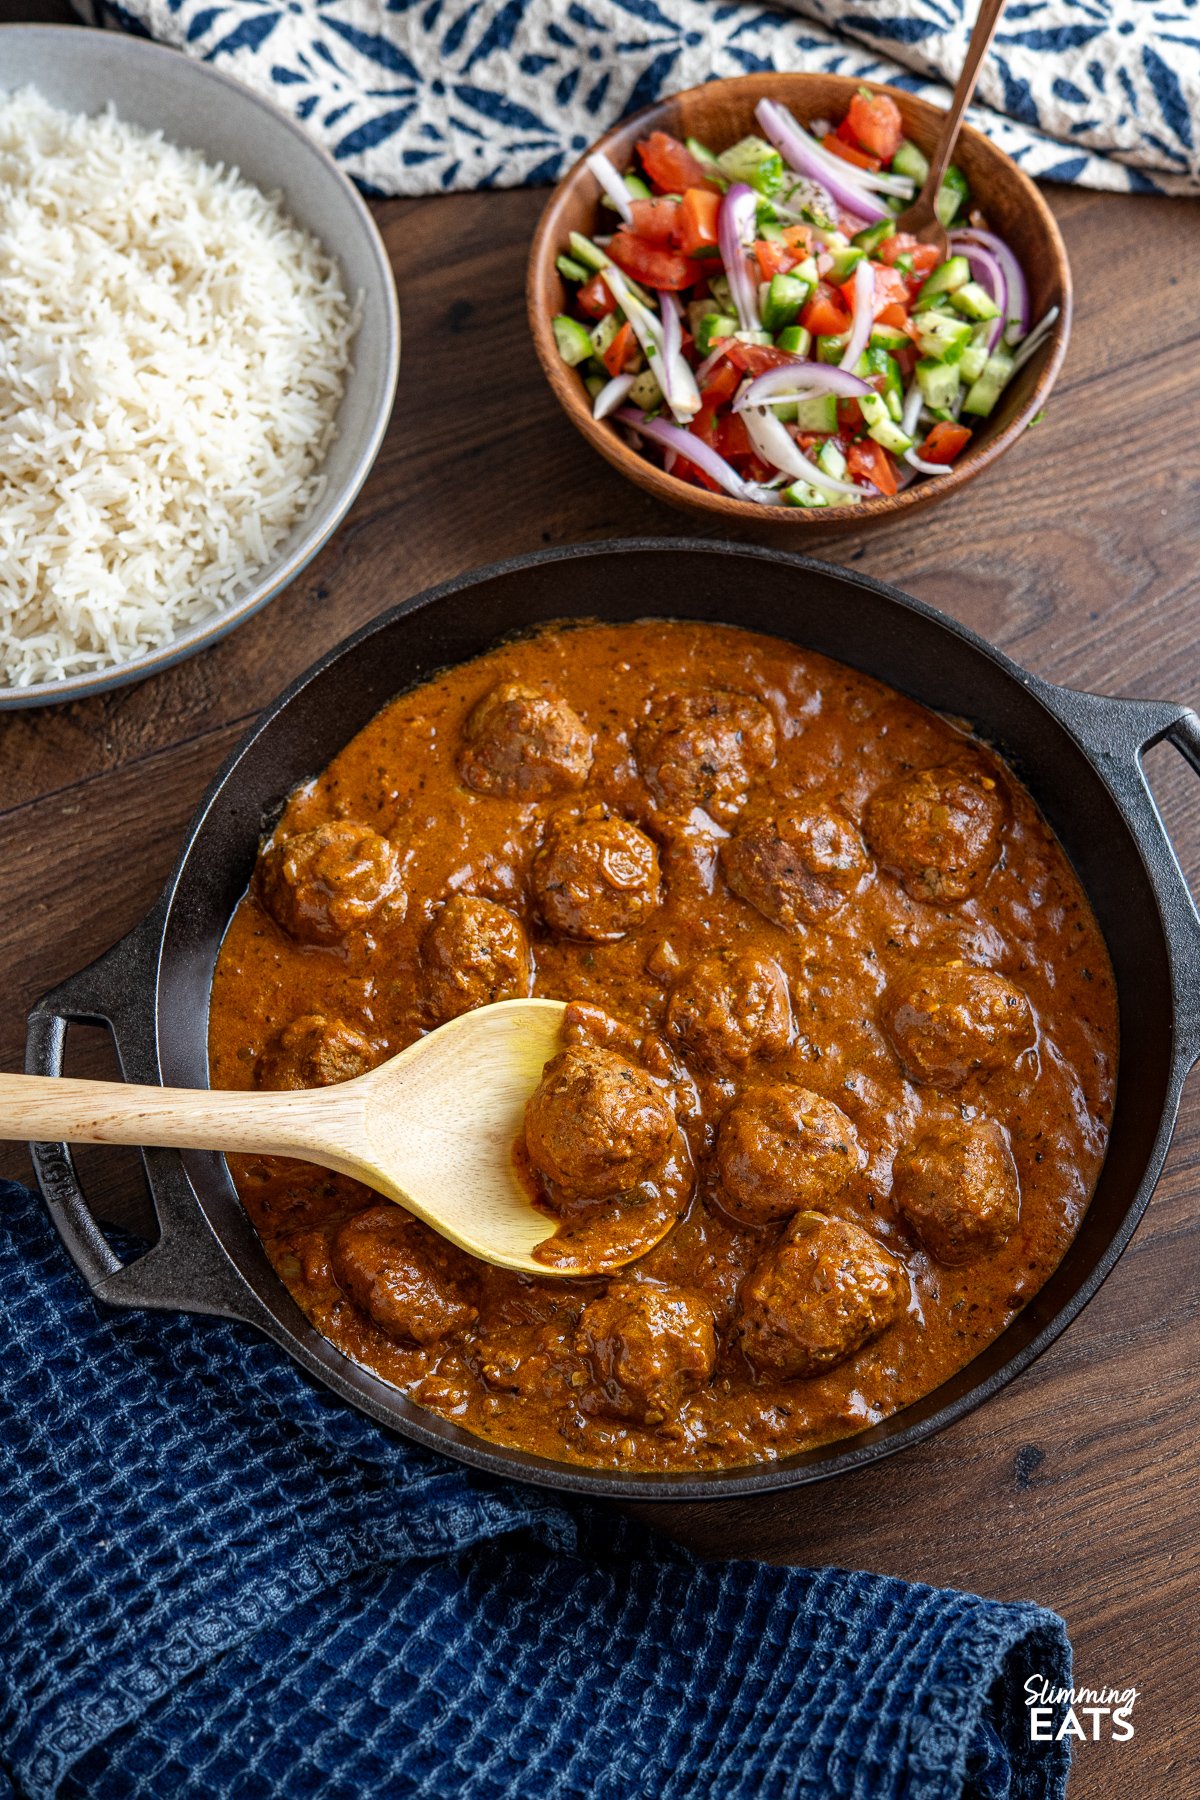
[[208, 622, 1117, 1472]]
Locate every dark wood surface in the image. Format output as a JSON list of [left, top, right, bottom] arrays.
[[4, 6, 1199, 1793]]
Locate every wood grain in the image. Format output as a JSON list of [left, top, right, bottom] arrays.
[[3, 10, 1199, 1793]]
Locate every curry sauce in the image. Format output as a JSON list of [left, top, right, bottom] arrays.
[[208, 621, 1117, 1472]]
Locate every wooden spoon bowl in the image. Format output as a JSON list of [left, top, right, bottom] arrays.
[[528, 71, 1071, 534]]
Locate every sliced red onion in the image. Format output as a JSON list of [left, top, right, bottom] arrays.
[[951, 235, 1007, 350], [658, 289, 701, 421], [901, 381, 924, 439], [694, 342, 731, 384], [718, 184, 762, 331], [839, 258, 875, 373], [952, 226, 1028, 342], [1009, 305, 1061, 375], [592, 371, 636, 421], [733, 360, 871, 412], [741, 405, 864, 501], [905, 448, 954, 476], [587, 150, 634, 226], [755, 100, 905, 217], [615, 408, 785, 505]]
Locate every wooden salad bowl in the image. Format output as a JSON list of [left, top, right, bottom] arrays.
[[527, 72, 1071, 533]]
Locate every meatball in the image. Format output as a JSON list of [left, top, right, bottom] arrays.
[[422, 894, 533, 1022], [863, 762, 1006, 902], [458, 681, 592, 799], [666, 952, 791, 1076], [882, 963, 1035, 1088], [257, 820, 406, 946], [532, 808, 661, 941], [576, 1283, 716, 1420], [721, 802, 869, 928], [737, 1212, 906, 1379], [718, 1083, 861, 1225], [330, 1204, 477, 1345], [524, 1044, 678, 1208], [256, 1014, 376, 1090], [637, 689, 777, 824], [892, 1119, 1020, 1264]]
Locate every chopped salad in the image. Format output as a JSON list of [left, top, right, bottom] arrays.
[[551, 93, 1057, 507]]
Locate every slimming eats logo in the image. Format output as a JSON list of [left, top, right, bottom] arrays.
[[1025, 1674, 1138, 1742]]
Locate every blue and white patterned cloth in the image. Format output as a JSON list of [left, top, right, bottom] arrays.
[[80, 0, 1200, 199], [0, 1179, 1073, 1799]]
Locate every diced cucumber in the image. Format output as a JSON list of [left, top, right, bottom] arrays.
[[793, 393, 839, 434], [860, 390, 914, 453], [951, 280, 1001, 322], [696, 312, 738, 355], [816, 438, 849, 481], [568, 231, 610, 273], [783, 479, 830, 508], [963, 346, 1015, 417], [791, 254, 820, 289], [919, 255, 971, 300], [588, 313, 622, 358], [733, 328, 774, 346], [817, 332, 850, 364], [959, 327, 991, 384], [869, 323, 911, 352], [776, 324, 813, 357], [600, 172, 651, 214], [762, 272, 810, 333], [687, 298, 717, 338], [707, 272, 735, 314], [718, 135, 784, 196], [915, 356, 961, 413], [890, 139, 929, 186], [893, 252, 915, 277], [628, 367, 664, 409], [857, 342, 902, 419], [685, 136, 727, 187], [556, 254, 589, 283], [825, 244, 865, 284], [554, 315, 594, 367], [936, 165, 970, 227], [852, 218, 896, 255], [584, 371, 607, 400], [913, 311, 973, 363]]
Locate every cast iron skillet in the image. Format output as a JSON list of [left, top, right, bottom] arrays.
[[26, 541, 1200, 1500]]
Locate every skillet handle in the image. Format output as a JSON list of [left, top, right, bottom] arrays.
[[24, 905, 276, 1328], [1038, 687, 1200, 1068]]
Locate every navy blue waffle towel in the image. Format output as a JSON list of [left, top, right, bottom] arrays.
[[0, 1180, 1071, 1799]]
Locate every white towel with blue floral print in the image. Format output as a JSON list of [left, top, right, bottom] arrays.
[[81, 0, 1200, 197]]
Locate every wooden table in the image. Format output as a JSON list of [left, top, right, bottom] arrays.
[[5, 8, 1199, 1793]]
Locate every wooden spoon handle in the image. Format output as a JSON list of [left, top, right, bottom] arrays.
[[919, 0, 1009, 206], [0, 1071, 354, 1161]]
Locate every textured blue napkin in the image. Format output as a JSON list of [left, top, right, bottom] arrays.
[[77, 0, 1200, 199], [0, 1178, 1071, 1800]]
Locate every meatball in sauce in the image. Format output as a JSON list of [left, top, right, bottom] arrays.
[[210, 620, 1117, 1474]]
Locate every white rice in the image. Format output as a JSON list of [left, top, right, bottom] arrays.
[[0, 87, 357, 688]]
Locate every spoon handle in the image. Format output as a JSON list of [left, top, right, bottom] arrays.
[[919, 0, 1008, 209], [0, 1071, 356, 1162]]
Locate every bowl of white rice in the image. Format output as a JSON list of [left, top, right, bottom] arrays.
[[0, 26, 400, 708]]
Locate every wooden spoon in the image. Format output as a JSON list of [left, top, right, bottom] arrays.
[[0, 999, 673, 1277], [892, 0, 1008, 253]]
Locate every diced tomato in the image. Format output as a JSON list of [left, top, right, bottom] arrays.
[[781, 224, 813, 256], [821, 131, 881, 173], [801, 282, 852, 336], [607, 230, 703, 291], [919, 421, 972, 464], [637, 131, 720, 195], [724, 340, 798, 376], [602, 319, 635, 378], [700, 360, 741, 407], [841, 263, 909, 321], [846, 92, 904, 163], [674, 453, 722, 492], [716, 412, 754, 461], [628, 197, 683, 244], [753, 238, 795, 282], [838, 397, 865, 435], [895, 343, 919, 380], [909, 243, 941, 280], [875, 300, 910, 331], [576, 273, 614, 320], [678, 186, 721, 256], [847, 438, 899, 496]]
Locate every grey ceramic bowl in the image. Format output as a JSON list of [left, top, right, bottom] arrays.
[[0, 25, 401, 711]]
